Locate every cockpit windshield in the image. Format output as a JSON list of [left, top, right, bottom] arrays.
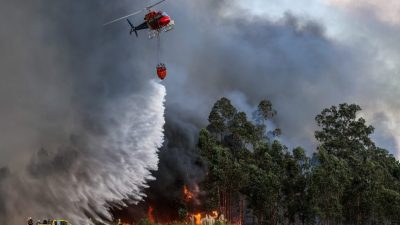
[[162, 12, 169, 17]]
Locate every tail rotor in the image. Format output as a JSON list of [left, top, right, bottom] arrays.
[[127, 19, 138, 37]]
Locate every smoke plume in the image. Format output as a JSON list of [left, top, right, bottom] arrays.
[[2, 0, 400, 223], [132, 0, 400, 216], [0, 0, 166, 224]]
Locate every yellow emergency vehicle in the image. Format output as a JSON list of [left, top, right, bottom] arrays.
[[37, 219, 72, 225]]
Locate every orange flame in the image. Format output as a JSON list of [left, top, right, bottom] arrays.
[[211, 211, 218, 219], [193, 213, 202, 225], [183, 185, 194, 202], [148, 206, 155, 223]]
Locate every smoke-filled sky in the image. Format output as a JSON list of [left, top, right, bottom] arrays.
[[124, 0, 400, 218], [0, 0, 166, 223], [1, 0, 400, 223], [161, 0, 400, 156]]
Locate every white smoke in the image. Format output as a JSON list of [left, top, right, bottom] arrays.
[[0, 81, 166, 224]]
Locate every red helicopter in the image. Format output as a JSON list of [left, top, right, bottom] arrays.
[[104, 0, 174, 80]]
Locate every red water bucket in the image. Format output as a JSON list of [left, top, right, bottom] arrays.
[[156, 63, 167, 80]]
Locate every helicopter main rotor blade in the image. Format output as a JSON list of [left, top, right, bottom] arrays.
[[103, 9, 143, 26], [145, 0, 167, 10], [103, 0, 167, 26]]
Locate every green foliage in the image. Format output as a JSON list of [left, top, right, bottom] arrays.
[[207, 97, 237, 138], [178, 208, 188, 221], [198, 99, 400, 225], [309, 148, 350, 223], [213, 221, 226, 225], [253, 100, 276, 123], [167, 221, 188, 225], [315, 103, 375, 157], [312, 103, 400, 225]]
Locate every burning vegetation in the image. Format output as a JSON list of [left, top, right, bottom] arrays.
[[183, 185, 194, 202], [110, 184, 226, 225], [110, 98, 400, 225], [148, 207, 155, 223]]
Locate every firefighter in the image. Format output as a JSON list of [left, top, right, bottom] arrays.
[[27, 217, 33, 225]]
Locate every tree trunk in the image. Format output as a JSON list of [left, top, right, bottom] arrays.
[[223, 189, 227, 220], [357, 195, 361, 225], [239, 196, 244, 225], [228, 191, 232, 222]]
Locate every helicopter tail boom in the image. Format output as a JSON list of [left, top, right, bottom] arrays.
[[127, 19, 149, 37], [127, 19, 138, 37]]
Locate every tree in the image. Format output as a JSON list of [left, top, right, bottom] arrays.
[[200, 98, 282, 224], [199, 100, 400, 225], [207, 97, 237, 141], [309, 148, 350, 225], [283, 147, 313, 225], [315, 103, 375, 158], [242, 141, 287, 225], [313, 103, 400, 225]]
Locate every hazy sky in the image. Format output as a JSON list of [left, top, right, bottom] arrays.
[[239, 0, 400, 157]]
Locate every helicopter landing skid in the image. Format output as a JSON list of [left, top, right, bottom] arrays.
[[148, 30, 159, 39]]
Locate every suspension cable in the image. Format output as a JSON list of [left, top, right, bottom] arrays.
[[157, 32, 161, 65]]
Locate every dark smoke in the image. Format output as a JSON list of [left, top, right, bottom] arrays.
[[161, 0, 400, 153], [114, 0, 400, 220], [0, 0, 166, 224], [1, 0, 399, 223]]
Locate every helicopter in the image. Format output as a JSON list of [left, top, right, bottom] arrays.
[[104, 0, 175, 80]]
